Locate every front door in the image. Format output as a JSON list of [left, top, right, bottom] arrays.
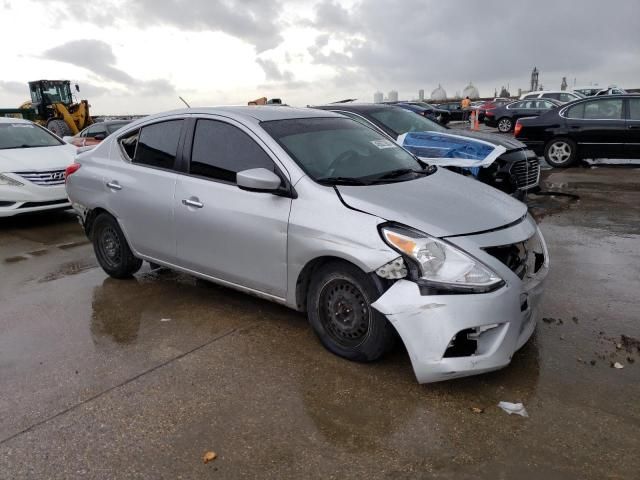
[[174, 118, 291, 298], [625, 98, 640, 158], [565, 98, 625, 158]]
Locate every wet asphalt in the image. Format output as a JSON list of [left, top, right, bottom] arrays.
[[1, 164, 639, 479]]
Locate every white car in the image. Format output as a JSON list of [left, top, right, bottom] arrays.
[[0, 117, 76, 217], [519, 90, 584, 103]]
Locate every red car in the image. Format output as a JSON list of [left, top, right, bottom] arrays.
[[66, 120, 131, 148], [476, 99, 511, 122]]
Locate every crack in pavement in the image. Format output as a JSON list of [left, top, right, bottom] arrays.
[[0, 326, 247, 446]]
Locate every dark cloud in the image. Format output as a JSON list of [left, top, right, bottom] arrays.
[[308, 0, 640, 96], [35, 0, 284, 52], [256, 58, 293, 82], [44, 39, 176, 97]]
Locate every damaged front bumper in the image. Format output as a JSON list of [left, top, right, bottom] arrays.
[[372, 218, 548, 383]]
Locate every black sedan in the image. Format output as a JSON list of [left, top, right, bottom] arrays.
[[435, 102, 468, 121], [484, 99, 562, 133], [312, 103, 540, 196], [515, 95, 640, 167], [385, 101, 450, 125]]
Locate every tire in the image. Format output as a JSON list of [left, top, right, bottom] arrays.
[[307, 261, 395, 362], [497, 117, 513, 133], [544, 137, 577, 167], [92, 213, 142, 279], [46, 118, 72, 137]]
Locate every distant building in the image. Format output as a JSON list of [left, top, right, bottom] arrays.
[[388, 90, 398, 102], [373, 91, 383, 103], [530, 67, 539, 92], [431, 84, 447, 101], [418, 89, 424, 101], [561, 77, 568, 91], [462, 82, 479, 99]]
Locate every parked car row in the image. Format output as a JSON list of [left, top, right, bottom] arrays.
[[484, 98, 563, 132], [64, 106, 549, 384]]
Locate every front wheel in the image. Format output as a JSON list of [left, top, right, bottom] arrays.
[[46, 118, 72, 137], [92, 213, 142, 278], [544, 138, 577, 167], [497, 117, 513, 133], [307, 261, 395, 362]]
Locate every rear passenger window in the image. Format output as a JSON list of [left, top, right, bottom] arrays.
[[584, 99, 623, 120], [134, 120, 183, 169], [190, 119, 275, 183], [628, 99, 640, 120], [566, 103, 585, 119]]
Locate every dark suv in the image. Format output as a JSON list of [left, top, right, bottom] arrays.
[[313, 103, 540, 196]]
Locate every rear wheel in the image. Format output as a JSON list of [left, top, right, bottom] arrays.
[[46, 118, 72, 137], [92, 213, 142, 278], [307, 261, 395, 362], [497, 117, 513, 133], [544, 137, 577, 167]]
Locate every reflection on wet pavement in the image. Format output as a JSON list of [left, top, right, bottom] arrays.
[[1, 168, 639, 479]]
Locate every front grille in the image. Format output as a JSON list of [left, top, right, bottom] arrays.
[[13, 169, 66, 186], [510, 157, 540, 189], [18, 199, 69, 209], [484, 233, 545, 280]]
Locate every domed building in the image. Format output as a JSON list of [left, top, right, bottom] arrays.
[[431, 84, 447, 101], [462, 82, 479, 99]]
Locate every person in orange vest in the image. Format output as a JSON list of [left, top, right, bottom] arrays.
[[461, 96, 471, 123]]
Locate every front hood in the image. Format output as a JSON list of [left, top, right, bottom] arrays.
[[337, 168, 527, 237], [448, 129, 526, 150], [0, 144, 76, 172]]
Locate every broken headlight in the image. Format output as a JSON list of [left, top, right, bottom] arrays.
[[380, 225, 504, 293]]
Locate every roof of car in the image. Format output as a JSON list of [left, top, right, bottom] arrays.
[[0, 117, 31, 124], [137, 106, 340, 125], [313, 103, 399, 113]]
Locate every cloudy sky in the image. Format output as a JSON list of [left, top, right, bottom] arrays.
[[1, 0, 638, 114]]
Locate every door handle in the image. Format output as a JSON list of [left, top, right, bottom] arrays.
[[182, 198, 204, 208], [106, 181, 122, 190]]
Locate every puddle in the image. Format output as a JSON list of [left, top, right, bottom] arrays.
[[38, 259, 98, 282]]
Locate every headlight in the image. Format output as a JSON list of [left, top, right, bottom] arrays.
[[380, 225, 503, 293], [0, 174, 23, 187]]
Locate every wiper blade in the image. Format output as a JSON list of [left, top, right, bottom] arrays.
[[369, 168, 427, 182], [316, 176, 369, 186]]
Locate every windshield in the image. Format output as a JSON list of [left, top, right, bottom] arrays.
[[261, 117, 426, 184], [106, 121, 131, 134], [368, 108, 447, 137], [0, 123, 63, 149]]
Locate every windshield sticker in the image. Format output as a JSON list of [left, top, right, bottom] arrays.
[[371, 139, 395, 149]]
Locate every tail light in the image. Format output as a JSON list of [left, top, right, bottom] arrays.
[[65, 163, 81, 182], [485, 109, 495, 117], [514, 121, 522, 137]]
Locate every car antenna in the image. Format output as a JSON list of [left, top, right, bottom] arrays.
[[178, 96, 191, 108]]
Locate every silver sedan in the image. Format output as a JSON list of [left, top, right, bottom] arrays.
[[65, 106, 548, 383]]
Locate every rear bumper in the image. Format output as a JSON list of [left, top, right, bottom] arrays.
[[372, 219, 548, 383]]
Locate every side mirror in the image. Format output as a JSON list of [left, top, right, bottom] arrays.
[[94, 133, 106, 140], [237, 168, 281, 192]]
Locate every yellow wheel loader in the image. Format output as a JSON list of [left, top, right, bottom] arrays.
[[21, 80, 93, 137]]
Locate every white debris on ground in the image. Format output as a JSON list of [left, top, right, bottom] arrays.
[[498, 401, 529, 417]]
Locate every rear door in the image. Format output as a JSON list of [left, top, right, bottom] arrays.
[[625, 98, 640, 157], [562, 98, 625, 158], [174, 117, 291, 298], [106, 119, 184, 262]]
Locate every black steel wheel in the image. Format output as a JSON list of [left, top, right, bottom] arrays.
[[92, 213, 142, 278], [307, 261, 395, 362]]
